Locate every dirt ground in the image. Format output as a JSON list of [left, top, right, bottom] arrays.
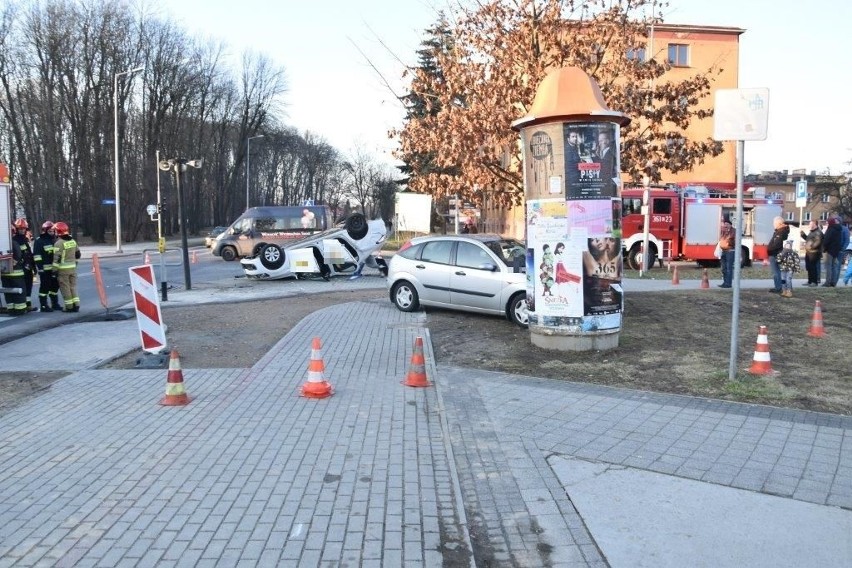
[[3, 284, 852, 416]]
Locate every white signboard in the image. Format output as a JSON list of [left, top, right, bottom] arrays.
[[395, 192, 432, 233], [713, 88, 770, 141]]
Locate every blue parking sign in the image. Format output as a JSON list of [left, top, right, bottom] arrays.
[[795, 181, 807, 207]]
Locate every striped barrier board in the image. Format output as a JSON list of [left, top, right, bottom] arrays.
[[129, 264, 167, 354]]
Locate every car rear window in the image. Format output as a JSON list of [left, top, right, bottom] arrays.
[[486, 239, 526, 266]]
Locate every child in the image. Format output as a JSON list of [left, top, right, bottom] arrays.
[[776, 240, 800, 298]]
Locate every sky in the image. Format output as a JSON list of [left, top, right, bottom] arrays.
[[159, 0, 851, 176]]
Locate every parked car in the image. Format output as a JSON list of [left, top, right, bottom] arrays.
[[205, 226, 227, 248], [386, 234, 529, 327], [240, 214, 388, 280]]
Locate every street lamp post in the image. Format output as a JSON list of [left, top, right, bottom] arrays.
[[113, 65, 144, 253], [246, 134, 265, 209], [158, 157, 203, 291]]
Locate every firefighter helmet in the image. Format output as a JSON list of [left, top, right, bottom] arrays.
[[42, 220, 54, 231], [54, 221, 69, 236], [13, 218, 28, 230]]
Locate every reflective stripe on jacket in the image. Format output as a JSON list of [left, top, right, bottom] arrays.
[[53, 238, 79, 271], [33, 234, 56, 271]]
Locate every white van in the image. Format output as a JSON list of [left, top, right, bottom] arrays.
[[212, 205, 334, 261]]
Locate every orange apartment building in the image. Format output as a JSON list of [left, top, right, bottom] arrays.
[[482, 22, 746, 238]]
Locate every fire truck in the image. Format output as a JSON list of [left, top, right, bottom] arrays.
[[620, 182, 784, 270], [1, 163, 19, 304]]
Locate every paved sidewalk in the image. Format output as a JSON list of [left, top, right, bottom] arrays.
[[0, 281, 850, 566]]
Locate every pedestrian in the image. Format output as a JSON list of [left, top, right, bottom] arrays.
[[820, 217, 842, 287], [33, 221, 62, 312], [800, 220, 823, 286], [766, 216, 789, 293], [300, 208, 315, 229], [11, 218, 37, 312], [51, 221, 81, 312], [1, 226, 27, 315], [776, 240, 800, 298], [717, 217, 735, 288]]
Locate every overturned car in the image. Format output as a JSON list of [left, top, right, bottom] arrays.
[[240, 213, 389, 280]]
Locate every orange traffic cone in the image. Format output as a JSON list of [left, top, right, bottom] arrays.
[[700, 268, 710, 289], [671, 265, 680, 285], [403, 336, 431, 387], [191, 250, 198, 264], [807, 300, 826, 338], [301, 337, 333, 398], [160, 350, 191, 406], [748, 326, 774, 375], [144, 252, 151, 265]]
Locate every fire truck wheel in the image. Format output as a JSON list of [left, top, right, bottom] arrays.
[[627, 245, 656, 271]]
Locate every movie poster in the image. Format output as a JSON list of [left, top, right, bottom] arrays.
[[521, 124, 565, 199], [526, 199, 584, 318], [562, 122, 620, 200], [581, 235, 623, 328]]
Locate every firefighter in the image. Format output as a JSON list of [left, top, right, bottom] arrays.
[[52, 221, 81, 312], [11, 218, 37, 312], [1, 226, 27, 315], [33, 220, 61, 312]]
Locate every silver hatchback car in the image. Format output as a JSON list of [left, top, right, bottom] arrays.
[[387, 234, 529, 327]]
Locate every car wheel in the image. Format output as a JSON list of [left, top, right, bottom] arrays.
[[220, 246, 238, 262], [252, 243, 267, 258], [392, 281, 419, 312], [259, 244, 285, 270], [507, 292, 529, 328], [345, 213, 368, 240]]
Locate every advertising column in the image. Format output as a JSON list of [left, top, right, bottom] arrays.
[[513, 67, 630, 351]]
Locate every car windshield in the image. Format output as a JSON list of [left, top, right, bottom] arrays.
[[485, 239, 526, 267]]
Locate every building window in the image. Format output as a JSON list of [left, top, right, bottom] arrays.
[[804, 212, 812, 221], [667, 44, 689, 66], [627, 47, 646, 62], [820, 211, 829, 221], [785, 192, 794, 202], [821, 193, 830, 203]]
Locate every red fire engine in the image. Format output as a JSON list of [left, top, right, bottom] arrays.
[[1, 163, 18, 301], [620, 182, 784, 270]]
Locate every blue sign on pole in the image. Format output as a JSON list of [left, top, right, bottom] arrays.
[[795, 181, 807, 208], [102, 198, 116, 205]]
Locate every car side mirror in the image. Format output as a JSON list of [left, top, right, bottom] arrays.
[[478, 263, 498, 272]]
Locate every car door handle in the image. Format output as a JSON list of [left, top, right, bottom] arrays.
[[415, 264, 426, 269], [454, 271, 466, 276]]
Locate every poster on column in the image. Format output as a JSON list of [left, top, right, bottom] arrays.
[[563, 122, 619, 199], [573, 204, 623, 329], [527, 199, 584, 319], [521, 123, 565, 199]]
